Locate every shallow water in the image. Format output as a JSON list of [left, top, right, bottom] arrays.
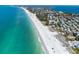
[[0, 6, 43, 54]]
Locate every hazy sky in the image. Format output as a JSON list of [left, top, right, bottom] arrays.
[[0, 0, 78, 5]]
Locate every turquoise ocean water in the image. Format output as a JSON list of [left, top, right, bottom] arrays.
[[0, 6, 43, 54]]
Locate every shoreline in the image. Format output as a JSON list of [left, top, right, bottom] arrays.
[[24, 8, 49, 53], [26, 9, 48, 53], [22, 7, 70, 54]]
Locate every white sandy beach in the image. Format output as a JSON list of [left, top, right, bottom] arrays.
[[22, 7, 70, 54]]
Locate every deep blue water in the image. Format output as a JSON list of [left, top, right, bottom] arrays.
[[51, 5, 79, 14], [0, 6, 43, 54]]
